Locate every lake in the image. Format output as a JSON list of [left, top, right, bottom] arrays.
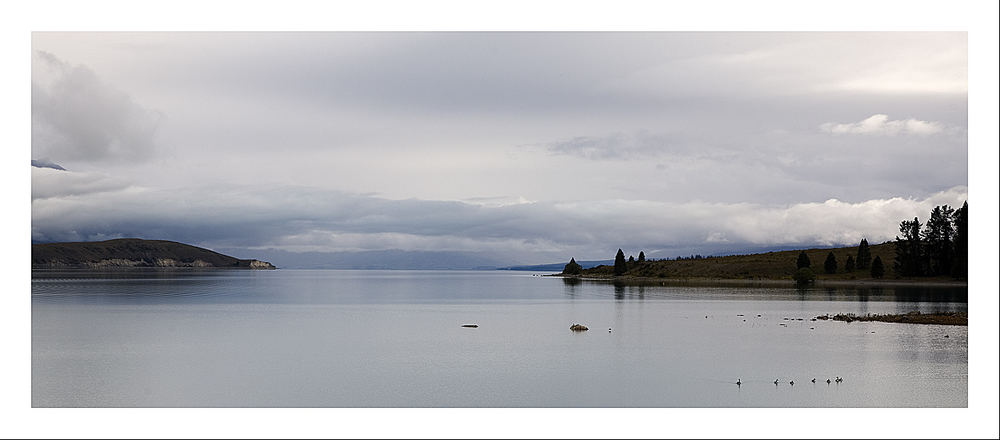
[[31, 270, 968, 407]]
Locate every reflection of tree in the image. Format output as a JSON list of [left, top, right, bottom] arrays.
[[613, 280, 625, 299], [561, 276, 580, 296], [561, 277, 581, 286]]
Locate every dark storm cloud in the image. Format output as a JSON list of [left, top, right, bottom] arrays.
[[31, 159, 66, 170], [31, 51, 163, 165]]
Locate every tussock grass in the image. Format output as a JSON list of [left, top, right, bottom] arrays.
[[575, 242, 956, 282]]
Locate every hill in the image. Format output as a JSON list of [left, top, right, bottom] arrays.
[[32, 238, 276, 269], [571, 242, 948, 281]]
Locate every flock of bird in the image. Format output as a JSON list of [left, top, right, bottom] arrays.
[[735, 377, 842, 387]]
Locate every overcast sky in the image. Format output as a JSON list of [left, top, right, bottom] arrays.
[[30, 32, 969, 263]]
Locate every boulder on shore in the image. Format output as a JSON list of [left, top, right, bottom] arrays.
[[570, 323, 589, 332]]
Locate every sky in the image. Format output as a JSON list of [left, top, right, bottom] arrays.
[[30, 31, 970, 264], [7, 2, 999, 437]]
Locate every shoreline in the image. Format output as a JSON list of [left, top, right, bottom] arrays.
[[816, 312, 968, 326], [547, 273, 968, 288]]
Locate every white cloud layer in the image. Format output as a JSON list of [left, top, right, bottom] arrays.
[[820, 114, 945, 136], [30, 176, 968, 262], [31, 167, 131, 200]]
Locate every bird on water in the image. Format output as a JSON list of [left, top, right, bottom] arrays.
[[774, 379, 779, 386], [811, 378, 816, 383], [789, 380, 794, 386], [736, 379, 741, 386], [826, 379, 831, 384]]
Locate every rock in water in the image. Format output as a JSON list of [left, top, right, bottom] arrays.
[[569, 323, 589, 331], [461, 324, 479, 328]]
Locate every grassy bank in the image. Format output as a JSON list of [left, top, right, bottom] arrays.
[[569, 242, 964, 285]]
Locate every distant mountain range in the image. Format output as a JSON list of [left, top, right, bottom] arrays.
[[32, 238, 880, 273], [32, 239, 275, 269], [212, 248, 519, 270], [496, 260, 614, 271]]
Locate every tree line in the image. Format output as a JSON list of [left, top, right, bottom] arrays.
[[562, 201, 967, 281], [787, 201, 967, 283], [793, 238, 884, 285], [893, 201, 967, 279]]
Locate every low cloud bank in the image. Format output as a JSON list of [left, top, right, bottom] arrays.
[[30, 173, 968, 262]]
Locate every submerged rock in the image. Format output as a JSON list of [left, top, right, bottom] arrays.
[[569, 323, 589, 332]]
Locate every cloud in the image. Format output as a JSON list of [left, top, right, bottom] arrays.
[[542, 131, 677, 160], [31, 51, 163, 165], [30, 179, 968, 262], [820, 114, 945, 136], [31, 167, 131, 201], [31, 159, 66, 171]]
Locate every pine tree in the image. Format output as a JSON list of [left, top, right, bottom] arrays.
[[823, 252, 837, 274], [871, 255, 885, 279], [923, 205, 955, 276], [844, 255, 856, 273], [796, 251, 811, 269], [856, 238, 871, 270], [951, 201, 968, 279], [563, 258, 583, 275], [638, 251, 645, 263], [613, 249, 627, 276], [894, 217, 924, 276]]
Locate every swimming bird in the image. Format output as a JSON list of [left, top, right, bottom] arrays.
[[774, 379, 779, 385], [835, 377, 842, 383], [826, 379, 831, 384], [811, 378, 816, 383], [736, 379, 741, 386], [789, 380, 794, 386]]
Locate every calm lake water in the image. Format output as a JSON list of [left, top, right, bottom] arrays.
[[31, 270, 968, 407]]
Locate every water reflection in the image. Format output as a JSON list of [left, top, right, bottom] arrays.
[[561, 277, 580, 296], [560, 277, 967, 304]]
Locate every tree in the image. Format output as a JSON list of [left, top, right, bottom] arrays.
[[793, 267, 816, 286], [638, 251, 645, 263], [951, 201, 968, 279], [613, 249, 627, 276], [844, 255, 856, 273], [856, 238, 872, 270], [870, 255, 885, 279], [796, 251, 811, 269], [894, 217, 924, 276], [562, 258, 582, 275], [823, 252, 837, 274], [923, 205, 955, 276]]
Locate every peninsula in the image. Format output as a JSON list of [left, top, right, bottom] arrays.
[[31, 238, 276, 269], [556, 242, 965, 286]]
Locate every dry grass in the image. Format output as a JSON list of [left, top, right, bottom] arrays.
[[576, 242, 959, 282]]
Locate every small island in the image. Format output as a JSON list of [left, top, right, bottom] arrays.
[[31, 238, 276, 270], [815, 312, 967, 326]]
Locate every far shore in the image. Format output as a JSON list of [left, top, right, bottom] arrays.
[[547, 273, 968, 288]]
